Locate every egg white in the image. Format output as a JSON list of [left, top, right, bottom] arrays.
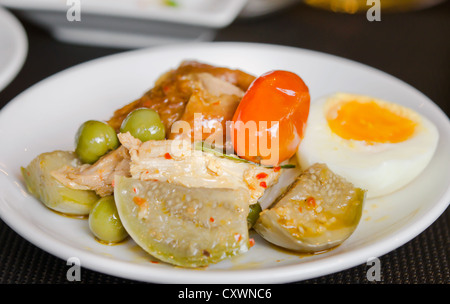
[[296, 93, 439, 199]]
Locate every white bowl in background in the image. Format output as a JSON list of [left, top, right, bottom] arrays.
[[239, 0, 301, 18], [0, 0, 248, 48], [0, 5, 28, 92]]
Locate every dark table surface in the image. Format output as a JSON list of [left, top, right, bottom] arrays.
[[0, 1, 448, 284]]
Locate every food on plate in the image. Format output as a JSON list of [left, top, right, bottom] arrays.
[[257, 156, 303, 210], [297, 93, 439, 198], [247, 202, 262, 228], [119, 108, 165, 142], [75, 120, 119, 164], [88, 195, 128, 244], [114, 176, 250, 267], [118, 132, 281, 205], [21, 151, 99, 215], [52, 145, 130, 197], [108, 61, 255, 143], [231, 70, 310, 166], [21, 60, 438, 268], [169, 72, 244, 145], [254, 163, 365, 252]]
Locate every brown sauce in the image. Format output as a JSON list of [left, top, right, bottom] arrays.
[[93, 236, 130, 246], [48, 207, 88, 220], [267, 241, 339, 259]]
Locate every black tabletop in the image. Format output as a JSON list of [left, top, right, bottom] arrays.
[[0, 2, 448, 284]]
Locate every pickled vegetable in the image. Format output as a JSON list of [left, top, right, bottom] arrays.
[[89, 196, 128, 244], [21, 151, 99, 215], [114, 176, 250, 267], [254, 163, 365, 252], [75, 120, 119, 164], [119, 108, 165, 142], [247, 202, 262, 229]]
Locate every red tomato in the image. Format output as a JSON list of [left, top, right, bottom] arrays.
[[231, 70, 310, 166]]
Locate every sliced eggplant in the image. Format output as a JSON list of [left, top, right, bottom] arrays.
[[254, 163, 365, 252], [21, 151, 99, 215], [114, 176, 250, 267], [247, 202, 262, 229]]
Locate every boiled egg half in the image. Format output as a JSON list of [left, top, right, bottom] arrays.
[[296, 93, 439, 198]]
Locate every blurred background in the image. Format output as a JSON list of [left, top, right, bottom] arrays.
[[0, 0, 448, 49], [0, 0, 448, 284]]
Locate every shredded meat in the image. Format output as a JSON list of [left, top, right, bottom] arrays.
[[169, 72, 244, 146], [107, 61, 256, 142], [51, 146, 130, 197], [118, 132, 280, 205]]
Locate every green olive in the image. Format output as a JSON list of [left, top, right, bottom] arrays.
[[119, 108, 165, 142], [75, 120, 119, 164], [89, 195, 128, 244]]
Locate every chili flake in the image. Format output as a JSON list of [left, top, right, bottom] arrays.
[[164, 153, 172, 159], [259, 181, 267, 188], [256, 172, 268, 179], [306, 197, 316, 208], [133, 196, 147, 206]]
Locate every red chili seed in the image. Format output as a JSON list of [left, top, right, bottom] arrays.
[[306, 197, 316, 208]]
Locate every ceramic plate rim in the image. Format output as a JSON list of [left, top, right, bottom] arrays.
[[0, 42, 449, 284]]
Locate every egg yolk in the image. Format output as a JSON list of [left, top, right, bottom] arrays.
[[327, 100, 417, 144]]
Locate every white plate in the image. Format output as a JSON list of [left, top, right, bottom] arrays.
[[0, 6, 28, 92], [0, 0, 247, 48], [0, 42, 448, 284]]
